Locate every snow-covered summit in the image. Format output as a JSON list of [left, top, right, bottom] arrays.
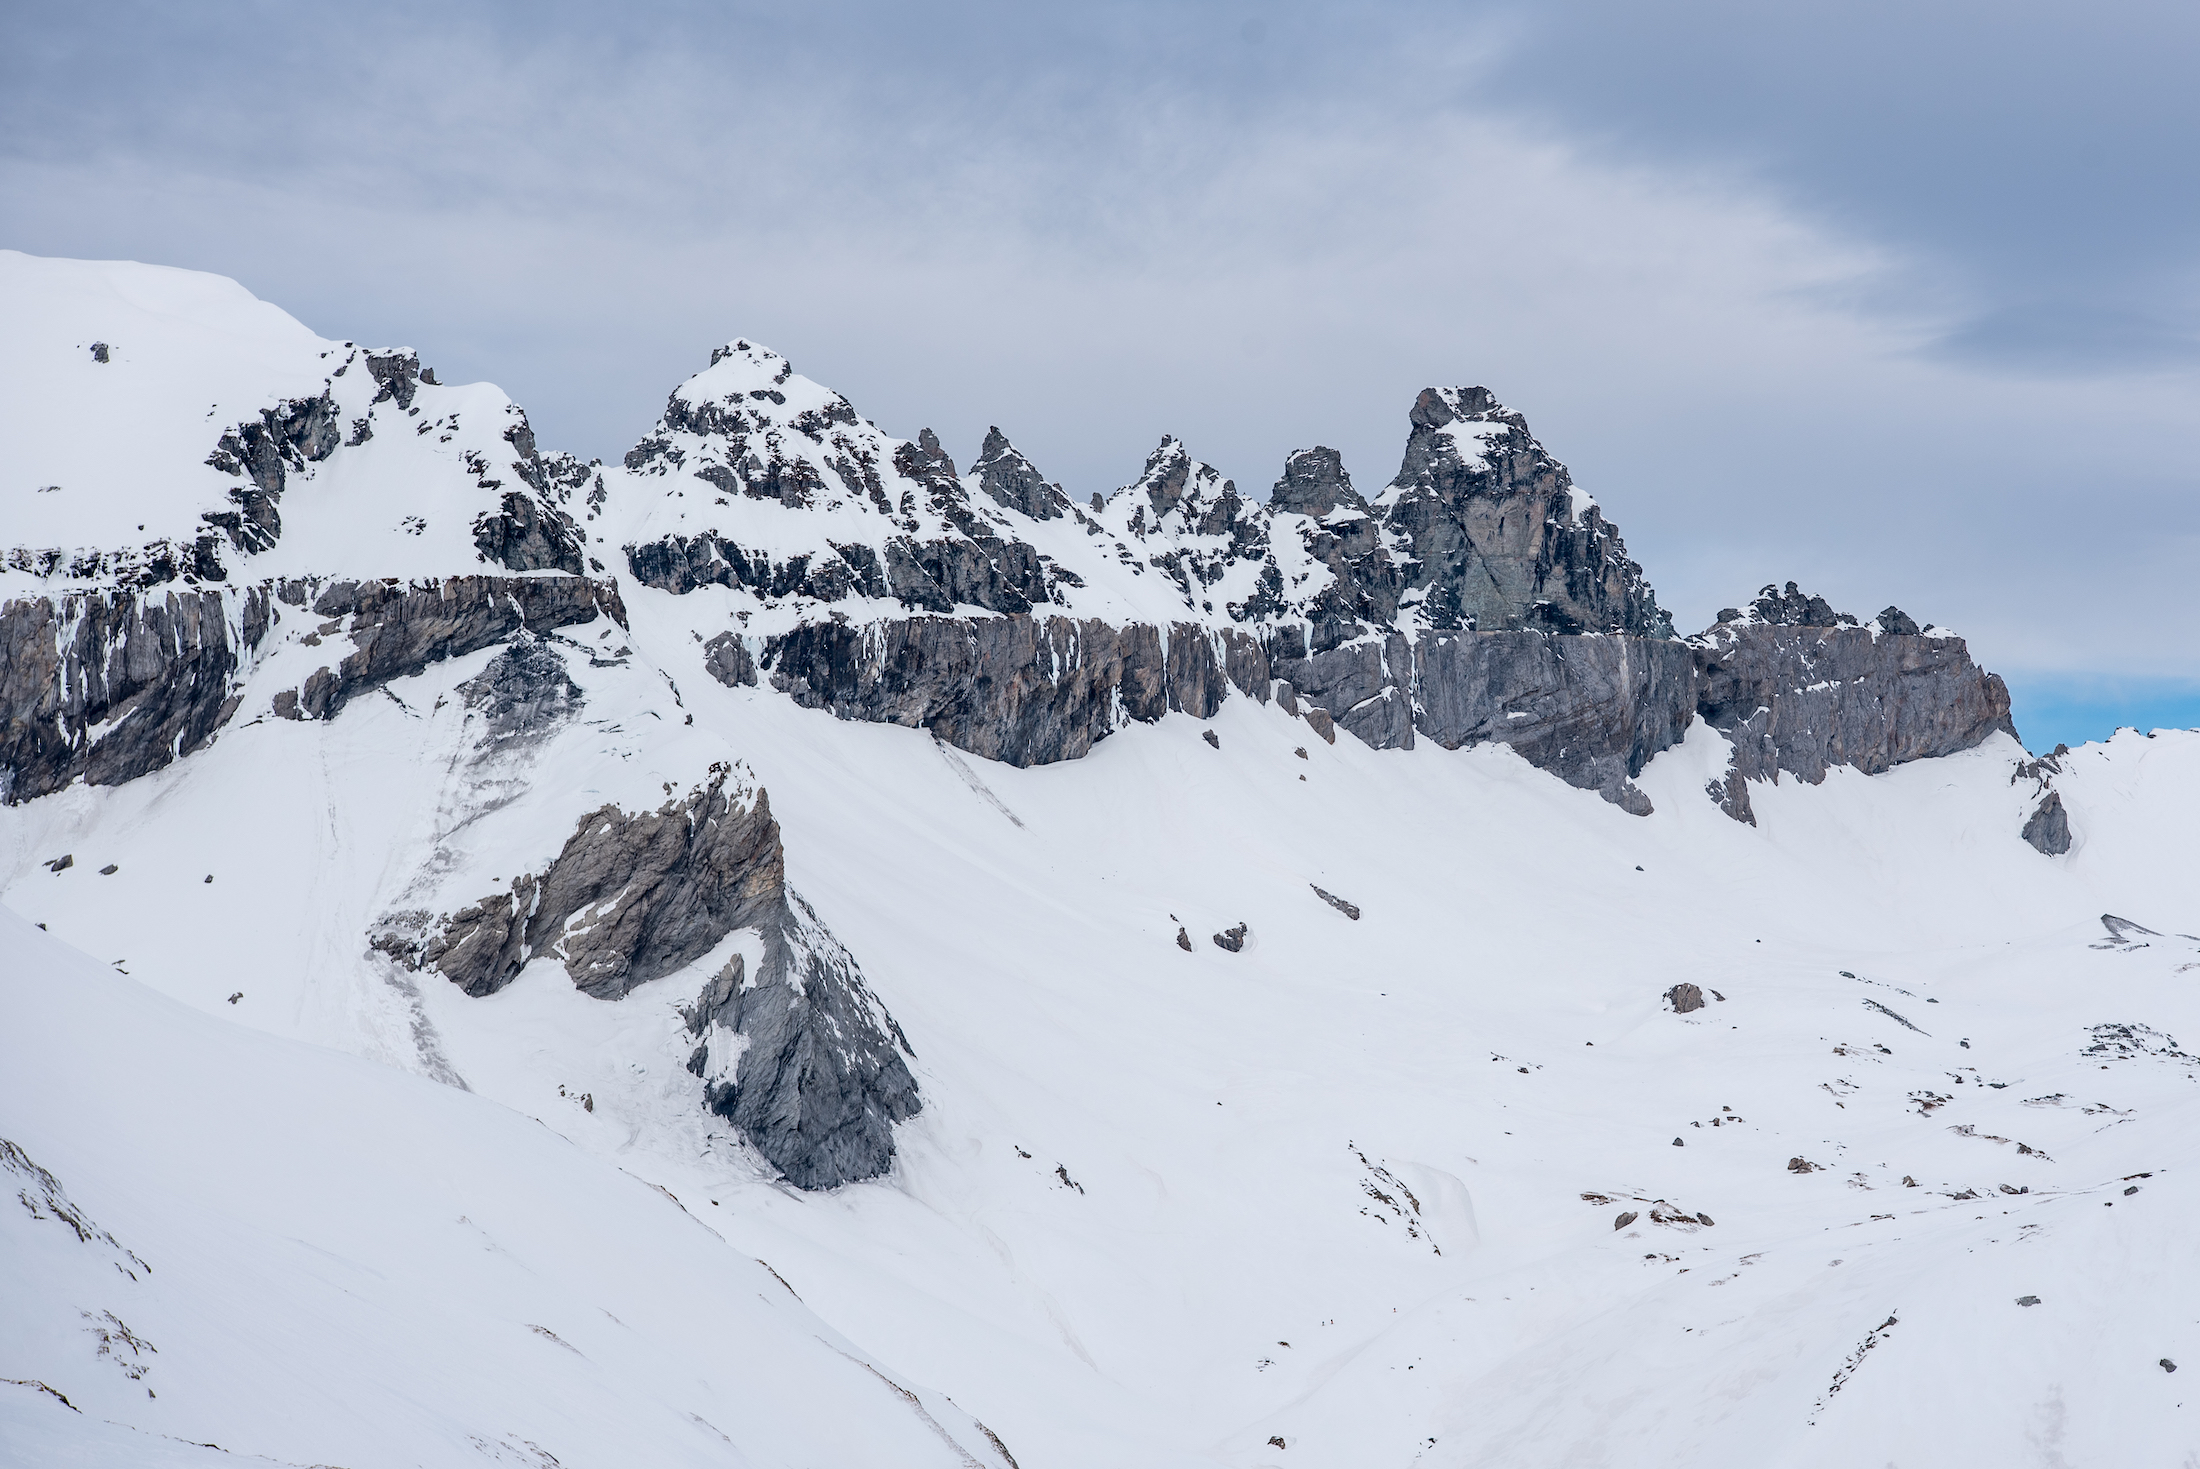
[[0, 252, 588, 595]]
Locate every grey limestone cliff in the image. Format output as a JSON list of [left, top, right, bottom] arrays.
[[0, 584, 273, 803], [270, 574, 625, 722], [1694, 583, 2014, 788], [740, 615, 1269, 767], [1, 573, 624, 803]]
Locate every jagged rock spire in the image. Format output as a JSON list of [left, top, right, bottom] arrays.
[[1379, 386, 1670, 637], [970, 427, 1071, 521]]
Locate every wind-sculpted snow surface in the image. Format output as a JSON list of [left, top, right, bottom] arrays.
[[14, 251, 2197, 1468]]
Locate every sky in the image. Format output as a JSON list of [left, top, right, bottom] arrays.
[[5, 0, 2197, 748]]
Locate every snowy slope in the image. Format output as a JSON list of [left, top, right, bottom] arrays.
[[9, 655, 2199, 1465], [0, 250, 586, 594], [7, 254, 2200, 1468], [0, 910, 1013, 1469]]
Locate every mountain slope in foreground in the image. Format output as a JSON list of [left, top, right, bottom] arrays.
[[5, 251, 2199, 1467]]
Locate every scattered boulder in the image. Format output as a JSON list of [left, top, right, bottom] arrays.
[[1176, 927, 1193, 951], [1203, 730, 1220, 749], [1213, 924, 1249, 953], [1788, 1157, 1819, 1173], [43, 854, 71, 873], [2015, 1295, 2041, 1307], [2022, 790, 2071, 855], [1667, 983, 1705, 1014], [1614, 1211, 1638, 1230], [1310, 884, 1360, 920]]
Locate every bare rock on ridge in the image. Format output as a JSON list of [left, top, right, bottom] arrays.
[[1381, 386, 1671, 638], [1693, 585, 2015, 795], [757, 614, 1269, 767]]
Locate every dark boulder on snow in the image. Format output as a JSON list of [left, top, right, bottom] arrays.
[[1667, 983, 1706, 1014], [1311, 885, 1361, 920], [2022, 790, 2072, 855]]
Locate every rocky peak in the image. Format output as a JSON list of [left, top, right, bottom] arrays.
[[1378, 385, 1669, 638], [1710, 584, 1931, 639], [1119, 436, 1244, 534], [1096, 437, 1273, 616], [970, 427, 1071, 521], [1268, 446, 1367, 519]]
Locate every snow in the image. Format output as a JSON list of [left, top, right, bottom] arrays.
[[0, 251, 576, 596], [0, 910, 1012, 1468], [9, 254, 2200, 1467]]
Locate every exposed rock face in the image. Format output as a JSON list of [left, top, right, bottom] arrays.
[[684, 891, 922, 1191], [409, 766, 784, 1000], [275, 575, 626, 721], [458, 635, 585, 751], [1379, 388, 1670, 637], [1271, 629, 1696, 811], [202, 390, 344, 554], [380, 765, 920, 1189], [748, 615, 1270, 767], [0, 573, 621, 803], [1693, 614, 2013, 787], [2023, 791, 2072, 855], [1269, 447, 1364, 519], [970, 427, 1072, 521], [469, 426, 591, 575], [0, 585, 273, 803]]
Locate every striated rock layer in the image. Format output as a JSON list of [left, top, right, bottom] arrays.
[[1, 574, 625, 804]]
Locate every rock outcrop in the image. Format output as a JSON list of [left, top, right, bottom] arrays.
[[1273, 628, 1697, 811], [376, 764, 920, 1189], [620, 342, 1076, 615], [1, 574, 622, 803], [684, 891, 922, 1191], [2022, 791, 2072, 855], [1380, 387, 1671, 637], [0, 585, 273, 803], [270, 575, 625, 722], [747, 615, 1270, 766], [1694, 583, 2014, 792]]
